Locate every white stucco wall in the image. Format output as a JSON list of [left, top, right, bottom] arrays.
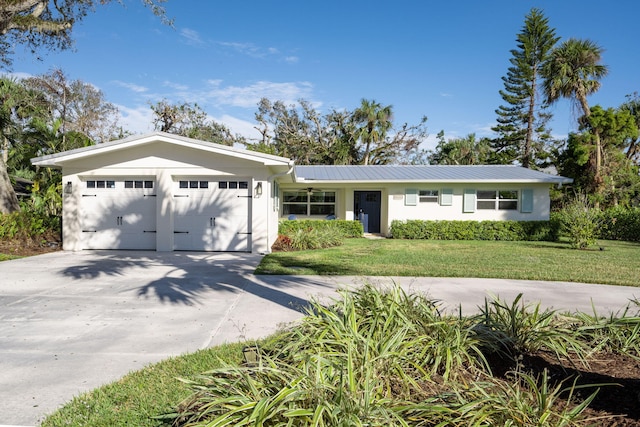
[[278, 183, 553, 237], [386, 183, 551, 222]]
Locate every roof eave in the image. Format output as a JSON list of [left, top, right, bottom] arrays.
[[31, 131, 292, 167]]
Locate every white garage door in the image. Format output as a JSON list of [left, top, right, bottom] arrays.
[[173, 179, 251, 252], [80, 179, 157, 250]]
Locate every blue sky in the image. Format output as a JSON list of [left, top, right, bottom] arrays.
[[7, 0, 639, 150]]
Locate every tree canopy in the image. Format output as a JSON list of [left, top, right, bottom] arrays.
[[247, 98, 428, 165], [492, 8, 558, 168], [150, 99, 246, 146]]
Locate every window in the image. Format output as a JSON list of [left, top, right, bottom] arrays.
[[179, 180, 208, 189], [283, 191, 336, 216], [86, 180, 115, 189], [477, 190, 518, 210], [218, 181, 248, 190], [125, 180, 154, 189], [419, 190, 439, 203]]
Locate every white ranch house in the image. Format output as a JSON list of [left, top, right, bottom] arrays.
[[32, 132, 572, 253]]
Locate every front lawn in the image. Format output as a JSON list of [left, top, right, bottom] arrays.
[[256, 239, 640, 287]]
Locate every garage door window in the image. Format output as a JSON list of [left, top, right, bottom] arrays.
[[86, 180, 115, 189], [179, 180, 209, 189], [218, 181, 248, 189], [125, 180, 153, 189]]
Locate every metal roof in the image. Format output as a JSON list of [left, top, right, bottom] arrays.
[[293, 165, 572, 184]]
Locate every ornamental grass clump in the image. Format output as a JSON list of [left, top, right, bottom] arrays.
[[572, 300, 640, 358], [475, 294, 587, 364], [167, 285, 600, 427], [288, 226, 344, 250]]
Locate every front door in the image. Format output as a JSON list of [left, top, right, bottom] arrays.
[[354, 191, 381, 233]]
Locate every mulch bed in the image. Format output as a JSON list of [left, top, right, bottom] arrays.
[[492, 350, 640, 426], [0, 234, 62, 257]]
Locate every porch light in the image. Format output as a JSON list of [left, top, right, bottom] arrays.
[[255, 182, 263, 197], [64, 181, 72, 194]]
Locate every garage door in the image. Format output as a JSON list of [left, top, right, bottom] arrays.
[[80, 179, 157, 250], [173, 179, 250, 252]]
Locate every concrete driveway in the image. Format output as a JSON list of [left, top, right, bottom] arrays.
[[1, 251, 639, 426]]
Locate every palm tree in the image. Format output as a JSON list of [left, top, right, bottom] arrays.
[[542, 38, 608, 193], [352, 99, 393, 165]]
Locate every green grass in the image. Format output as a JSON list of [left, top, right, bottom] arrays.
[[256, 238, 640, 287], [41, 343, 246, 427], [0, 253, 21, 261]]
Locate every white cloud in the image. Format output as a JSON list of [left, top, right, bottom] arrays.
[[204, 80, 315, 108], [162, 80, 189, 91], [180, 28, 204, 45], [215, 114, 262, 141], [216, 41, 298, 63], [116, 104, 154, 135], [113, 80, 148, 93]]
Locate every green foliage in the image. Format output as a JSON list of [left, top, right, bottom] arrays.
[[168, 285, 482, 426], [598, 206, 640, 242], [168, 286, 598, 426], [43, 286, 640, 426], [390, 219, 560, 241], [556, 105, 640, 205], [492, 8, 558, 168], [287, 226, 345, 251], [572, 301, 640, 358], [247, 97, 428, 165], [476, 294, 585, 361], [0, 205, 59, 240], [428, 132, 492, 165], [556, 195, 601, 249], [278, 219, 364, 238]]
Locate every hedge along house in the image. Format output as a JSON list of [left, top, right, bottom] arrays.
[[32, 132, 572, 253], [278, 165, 572, 234]]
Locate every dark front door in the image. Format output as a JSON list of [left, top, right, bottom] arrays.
[[354, 191, 381, 233]]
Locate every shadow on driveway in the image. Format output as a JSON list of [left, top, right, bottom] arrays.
[[60, 251, 330, 313]]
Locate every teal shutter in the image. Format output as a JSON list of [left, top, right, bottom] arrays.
[[405, 189, 418, 206], [521, 189, 533, 213], [463, 189, 475, 213], [440, 188, 453, 206]]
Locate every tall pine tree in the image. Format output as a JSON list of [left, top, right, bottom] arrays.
[[492, 8, 559, 168]]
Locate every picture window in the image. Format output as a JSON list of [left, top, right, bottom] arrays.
[[283, 191, 336, 217]]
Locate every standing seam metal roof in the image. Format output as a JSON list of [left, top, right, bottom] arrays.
[[293, 165, 572, 183]]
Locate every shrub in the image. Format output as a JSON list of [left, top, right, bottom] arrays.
[[556, 195, 601, 249], [288, 227, 344, 250], [598, 206, 640, 242], [278, 219, 364, 238], [0, 207, 60, 241], [390, 220, 559, 242]]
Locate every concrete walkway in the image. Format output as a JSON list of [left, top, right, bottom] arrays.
[[1, 251, 639, 426]]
